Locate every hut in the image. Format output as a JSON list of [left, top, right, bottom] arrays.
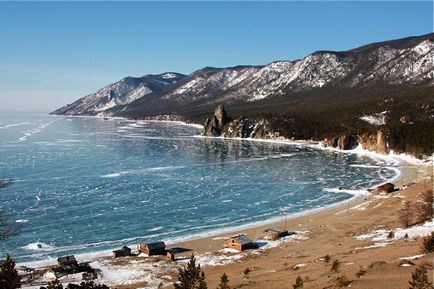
[[57, 255, 79, 272], [138, 241, 166, 256], [263, 228, 289, 240], [224, 234, 254, 252], [377, 183, 395, 193], [113, 246, 132, 258], [165, 247, 191, 261]]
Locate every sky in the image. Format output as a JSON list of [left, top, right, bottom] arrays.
[[0, 1, 432, 113]]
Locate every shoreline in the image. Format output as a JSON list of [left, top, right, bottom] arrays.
[[16, 115, 433, 288], [16, 121, 429, 267], [20, 160, 432, 288]]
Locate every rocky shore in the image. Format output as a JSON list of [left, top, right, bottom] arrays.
[[202, 105, 392, 155]]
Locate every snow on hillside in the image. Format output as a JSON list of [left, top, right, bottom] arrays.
[[52, 34, 434, 116], [52, 73, 185, 115], [359, 111, 387, 126]]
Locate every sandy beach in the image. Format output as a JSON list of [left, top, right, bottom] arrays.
[[19, 150, 433, 289]]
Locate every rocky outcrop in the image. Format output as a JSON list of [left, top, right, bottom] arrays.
[[205, 106, 390, 155], [202, 105, 230, 137], [221, 117, 254, 138], [251, 120, 271, 139], [323, 135, 358, 150], [358, 130, 389, 154], [323, 130, 389, 154], [202, 106, 272, 139]]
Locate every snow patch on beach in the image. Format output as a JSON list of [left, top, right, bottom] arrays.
[[196, 251, 246, 267], [324, 188, 368, 197], [91, 259, 176, 287], [355, 219, 434, 249], [399, 254, 425, 260], [195, 232, 310, 267]]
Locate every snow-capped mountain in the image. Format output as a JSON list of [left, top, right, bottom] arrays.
[[53, 33, 433, 117], [51, 73, 185, 116]]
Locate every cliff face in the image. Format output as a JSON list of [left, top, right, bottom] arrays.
[[203, 106, 392, 155], [202, 106, 271, 139], [323, 130, 389, 154], [358, 130, 389, 154]]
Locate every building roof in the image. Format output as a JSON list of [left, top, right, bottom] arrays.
[[57, 255, 77, 263], [113, 246, 131, 253], [230, 235, 252, 245], [264, 228, 286, 234], [378, 182, 394, 188], [145, 242, 166, 250]]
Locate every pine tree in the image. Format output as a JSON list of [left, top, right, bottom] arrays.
[[217, 273, 230, 289], [0, 254, 21, 289], [293, 276, 304, 289], [46, 279, 63, 289], [78, 271, 109, 289], [409, 266, 432, 289], [174, 254, 207, 289]]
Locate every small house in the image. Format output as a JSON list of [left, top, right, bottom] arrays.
[[263, 228, 289, 240], [57, 255, 78, 272], [113, 246, 132, 258], [138, 241, 166, 256], [377, 183, 395, 193], [165, 247, 191, 261], [224, 234, 254, 252]]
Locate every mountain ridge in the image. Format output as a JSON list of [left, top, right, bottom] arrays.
[[52, 32, 433, 118], [51, 33, 434, 155]]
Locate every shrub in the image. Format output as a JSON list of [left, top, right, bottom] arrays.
[[417, 190, 433, 224], [399, 201, 414, 228], [387, 230, 395, 239], [422, 232, 434, 253], [331, 259, 340, 272], [323, 255, 331, 264], [356, 266, 367, 278], [243, 268, 250, 279], [409, 266, 432, 289], [293, 276, 304, 289], [335, 275, 352, 287]]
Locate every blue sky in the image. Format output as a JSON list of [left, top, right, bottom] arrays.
[[0, 1, 432, 112]]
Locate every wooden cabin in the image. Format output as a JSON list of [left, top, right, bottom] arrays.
[[224, 234, 254, 252], [377, 183, 395, 193], [138, 241, 166, 256], [57, 255, 78, 272], [263, 228, 289, 241], [113, 246, 132, 258]]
